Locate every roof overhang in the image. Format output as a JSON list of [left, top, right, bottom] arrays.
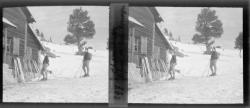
[[149, 7, 163, 23], [155, 23, 174, 50], [3, 17, 17, 28], [28, 24, 45, 50], [129, 16, 144, 27], [21, 7, 35, 23]]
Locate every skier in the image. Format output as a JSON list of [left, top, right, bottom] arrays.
[[210, 47, 219, 76], [81, 47, 92, 77], [169, 54, 177, 80], [41, 55, 49, 80]]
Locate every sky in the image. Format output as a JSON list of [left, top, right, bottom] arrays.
[[27, 6, 242, 50], [28, 6, 109, 51], [156, 7, 243, 49]]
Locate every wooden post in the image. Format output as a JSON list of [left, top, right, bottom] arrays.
[[152, 23, 155, 57], [24, 23, 28, 59], [4, 28, 8, 63], [131, 28, 135, 63]]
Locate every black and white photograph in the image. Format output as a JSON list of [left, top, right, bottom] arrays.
[[128, 7, 243, 104], [2, 6, 109, 102]]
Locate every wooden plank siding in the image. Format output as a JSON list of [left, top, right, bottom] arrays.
[[27, 28, 41, 62], [129, 7, 171, 68], [154, 31, 167, 62], [3, 8, 27, 36], [129, 7, 155, 58], [3, 7, 42, 67]]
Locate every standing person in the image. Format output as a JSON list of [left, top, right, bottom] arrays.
[[41, 55, 49, 80], [169, 54, 177, 80], [210, 47, 219, 76], [81, 47, 92, 77]]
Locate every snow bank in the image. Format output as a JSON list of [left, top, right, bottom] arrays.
[[41, 42, 109, 78], [172, 41, 243, 77], [129, 41, 243, 104]]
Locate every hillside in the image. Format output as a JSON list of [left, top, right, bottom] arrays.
[[3, 42, 109, 102], [129, 41, 243, 104]]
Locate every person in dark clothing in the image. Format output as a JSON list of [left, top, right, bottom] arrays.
[[81, 48, 92, 77], [210, 47, 219, 76], [169, 54, 177, 80], [41, 55, 49, 80]]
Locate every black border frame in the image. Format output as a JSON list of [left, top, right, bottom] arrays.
[[0, 0, 249, 108]]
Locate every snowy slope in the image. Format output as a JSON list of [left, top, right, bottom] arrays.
[[129, 41, 243, 104], [171, 41, 243, 77], [42, 41, 108, 78], [3, 42, 109, 102]]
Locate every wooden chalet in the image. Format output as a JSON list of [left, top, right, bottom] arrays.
[[128, 7, 173, 83], [3, 7, 44, 82]]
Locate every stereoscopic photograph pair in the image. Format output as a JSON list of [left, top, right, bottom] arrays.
[[1, 1, 247, 106]]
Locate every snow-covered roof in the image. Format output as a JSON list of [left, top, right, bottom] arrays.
[[28, 24, 45, 50], [129, 16, 144, 27], [156, 23, 168, 37], [155, 23, 174, 50], [3, 17, 17, 28]]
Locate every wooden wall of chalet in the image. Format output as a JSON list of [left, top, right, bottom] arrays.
[[3, 8, 27, 37], [3, 8, 27, 67], [27, 27, 41, 62], [129, 7, 155, 57], [154, 31, 167, 62], [128, 24, 148, 66], [3, 7, 40, 65]]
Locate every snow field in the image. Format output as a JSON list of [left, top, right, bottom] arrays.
[[129, 41, 243, 104], [3, 42, 109, 102]]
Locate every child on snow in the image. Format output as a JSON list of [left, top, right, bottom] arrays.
[[169, 54, 177, 80], [210, 47, 220, 76], [41, 55, 49, 80], [81, 48, 92, 77]]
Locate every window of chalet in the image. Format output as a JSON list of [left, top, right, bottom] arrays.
[[135, 37, 140, 53], [135, 36, 140, 67], [7, 37, 13, 55], [141, 36, 147, 55], [13, 37, 20, 56], [128, 28, 135, 62], [3, 29, 6, 57], [32, 49, 38, 62], [128, 28, 133, 53], [26, 47, 32, 60], [6, 37, 13, 68], [154, 46, 160, 59]]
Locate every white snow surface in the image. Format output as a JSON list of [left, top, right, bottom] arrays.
[[129, 41, 243, 104], [3, 42, 108, 103]]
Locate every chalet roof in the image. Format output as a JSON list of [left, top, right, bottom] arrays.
[[129, 16, 144, 27], [155, 23, 174, 50], [28, 24, 45, 50], [3, 17, 17, 28], [149, 7, 163, 23], [20, 7, 35, 23]]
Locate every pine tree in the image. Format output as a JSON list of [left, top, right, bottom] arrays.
[[67, 7, 96, 55], [193, 8, 223, 54]]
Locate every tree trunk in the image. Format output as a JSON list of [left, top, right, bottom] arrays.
[[204, 36, 212, 54], [206, 44, 211, 52], [76, 37, 82, 55]]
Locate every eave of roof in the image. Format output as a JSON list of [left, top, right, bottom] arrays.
[[155, 23, 174, 50], [20, 7, 35, 23], [129, 16, 144, 27], [149, 7, 163, 23], [3, 17, 17, 28], [28, 24, 45, 50]]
